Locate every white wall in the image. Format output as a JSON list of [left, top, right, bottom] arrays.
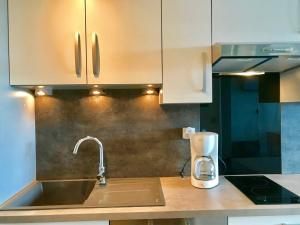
[[281, 68, 300, 103], [0, 0, 36, 203]]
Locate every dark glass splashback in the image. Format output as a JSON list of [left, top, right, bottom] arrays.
[[200, 74, 281, 175]]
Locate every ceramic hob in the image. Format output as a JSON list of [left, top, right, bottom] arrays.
[[225, 175, 300, 205]]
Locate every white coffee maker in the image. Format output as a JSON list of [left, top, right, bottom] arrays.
[[190, 132, 219, 189]]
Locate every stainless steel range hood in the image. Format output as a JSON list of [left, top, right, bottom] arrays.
[[212, 43, 300, 74]]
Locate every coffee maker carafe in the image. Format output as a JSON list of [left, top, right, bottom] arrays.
[[190, 132, 219, 189]]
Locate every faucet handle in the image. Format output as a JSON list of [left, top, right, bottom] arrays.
[[97, 175, 106, 185], [97, 166, 106, 185], [97, 173, 106, 185], [99, 166, 105, 176]]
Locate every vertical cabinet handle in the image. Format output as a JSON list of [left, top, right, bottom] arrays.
[[147, 220, 154, 225], [75, 32, 82, 76], [92, 33, 100, 77], [201, 52, 207, 93]]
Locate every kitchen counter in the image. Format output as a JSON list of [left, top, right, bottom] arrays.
[[1, 175, 300, 223]]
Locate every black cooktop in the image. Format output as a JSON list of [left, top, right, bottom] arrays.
[[225, 175, 300, 205]]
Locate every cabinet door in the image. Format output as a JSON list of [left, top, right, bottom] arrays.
[[213, 0, 300, 43], [160, 0, 212, 104], [86, 0, 162, 85], [228, 215, 300, 225], [9, 0, 86, 85]]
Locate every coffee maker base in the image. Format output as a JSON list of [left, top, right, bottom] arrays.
[[191, 178, 219, 189]]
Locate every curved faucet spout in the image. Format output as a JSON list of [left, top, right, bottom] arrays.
[[73, 136, 106, 185]]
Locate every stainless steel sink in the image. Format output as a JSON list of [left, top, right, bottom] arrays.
[[1, 179, 96, 209], [1, 178, 165, 210], [84, 178, 165, 208]]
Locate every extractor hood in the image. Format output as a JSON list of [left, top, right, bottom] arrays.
[[213, 43, 300, 74]]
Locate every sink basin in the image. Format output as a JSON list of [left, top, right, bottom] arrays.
[[84, 178, 165, 207], [1, 178, 165, 210], [1, 179, 96, 209]]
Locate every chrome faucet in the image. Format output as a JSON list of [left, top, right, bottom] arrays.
[[73, 136, 106, 185]]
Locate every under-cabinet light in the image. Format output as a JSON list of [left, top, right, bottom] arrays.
[[35, 87, 52, 96], [143, 88, 158, 95], [90, 87, 105, 96]]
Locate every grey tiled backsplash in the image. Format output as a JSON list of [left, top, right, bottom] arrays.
[[35, 90, 200, 180]]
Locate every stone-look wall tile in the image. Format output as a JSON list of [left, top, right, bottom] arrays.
[[35, 90, 199, 180], [281, 103, 300, 173]]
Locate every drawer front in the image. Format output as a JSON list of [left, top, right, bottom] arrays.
[[228, 216, 300, 225]]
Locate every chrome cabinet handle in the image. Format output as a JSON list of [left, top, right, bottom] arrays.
[[184, 219, 191, 225], [147, 220, 154, 225], [74, 32, 82, 76], [92, 33, 100, 77], [201, 52, 208, 93]]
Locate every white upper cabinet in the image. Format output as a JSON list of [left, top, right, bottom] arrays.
[[9, 0, 162, 86], [213, 0, 300, 43], [9, 0, 87, 85], [160, 0, 212, 104], [86, 0, 162, 85]]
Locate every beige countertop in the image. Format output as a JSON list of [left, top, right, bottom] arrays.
[[1, 175, 300, 223]]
